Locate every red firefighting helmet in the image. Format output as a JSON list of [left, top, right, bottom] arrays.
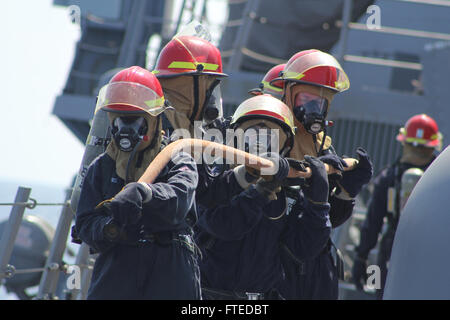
[[96, 66, 167, 116], [152, 35, 227, 78], [249, 64, 286, 97], [396, 114, 442, 150], [273, 49, 350, 93]]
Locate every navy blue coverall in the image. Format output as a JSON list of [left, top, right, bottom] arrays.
[[75, 151, 200, 300], [355, 157, 434, 299], [277, 146, 356, 300], [195, 164, 244, 209], [278, 189, 354, 299], [195, 184, 332, 300]]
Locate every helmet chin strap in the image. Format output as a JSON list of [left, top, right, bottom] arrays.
[[279, 135, 292, 157], [189, 75, 200, 123]]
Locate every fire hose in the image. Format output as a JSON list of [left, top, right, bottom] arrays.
[[99, 139, 358, 241], [138, 138, 358, 184]]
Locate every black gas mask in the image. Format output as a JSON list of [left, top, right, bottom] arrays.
[[189, 74, 222, 124], [111, 116, 148, 152], [202, 79, 222, 124], [293, 92, 329, 134]]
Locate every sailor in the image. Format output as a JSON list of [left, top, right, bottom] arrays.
[[195, 95, 332, 300], [272, 50, 373, 300], [74, 66, 201, 299], [248, 63, 286, 99], [151, 28, 245, 209], [352, 114, 441, 299], [152, 31, 226, 138]]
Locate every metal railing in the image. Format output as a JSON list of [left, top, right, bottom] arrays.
[[0, 187, 33, 281], [0, 186, 93, 300]]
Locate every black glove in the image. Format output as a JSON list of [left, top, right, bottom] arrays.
[[99, 182, 152, 226], [352, 256, 368, 291], [255, 153, 290, 200], [302, 155, 329, 204], [258, 152, 290, 181], [318, 153, 348, 172], [281, 158, 307, 187], [337, 147, 373, 198]]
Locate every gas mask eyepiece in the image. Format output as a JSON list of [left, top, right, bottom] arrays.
[[111, 116, 148, 152], [293, 92, 329, 134]]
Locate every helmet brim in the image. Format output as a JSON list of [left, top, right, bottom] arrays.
[[396, 134, 441, 148], [248, 88, 263, 96], [231, 113, 296, 136], [153, 70, 228, 79], [102, 104, 148, 114]]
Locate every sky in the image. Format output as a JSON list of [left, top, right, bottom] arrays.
[[0, 1, 84, 189]]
